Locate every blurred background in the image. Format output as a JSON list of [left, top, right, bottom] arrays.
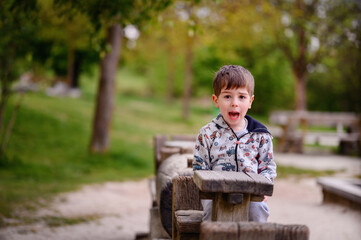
[[0, 0, 360, 232]]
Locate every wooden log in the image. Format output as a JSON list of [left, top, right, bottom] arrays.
[[200, 222, 238, 240], [237, 222, 276, 240], [275, 224, 309, 240], [200, 222, 310, 240], [156, 153, 194, 237], [172, 175, 202, 239]]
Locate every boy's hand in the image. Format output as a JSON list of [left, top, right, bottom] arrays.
[[264, 196, 268, 202]]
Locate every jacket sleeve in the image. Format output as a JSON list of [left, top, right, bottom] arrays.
[[257, 134, 277, 183], [193, 128, 211, 171]]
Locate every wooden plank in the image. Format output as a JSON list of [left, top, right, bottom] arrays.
[[193, 171, 273, 196], [243, 172, 274, 196], [200, 222, 238, 240], [270, 110, 360, 127], [175, 210, 203, 233]]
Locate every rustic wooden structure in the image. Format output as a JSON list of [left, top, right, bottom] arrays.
[[270, 111, 361, 154], [147, 134, 309, 240]]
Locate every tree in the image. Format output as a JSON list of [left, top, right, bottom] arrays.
[[37, 0, 95, 92], [0, 0, 38, 157], [270, 0, 359, 110], [56, 0, 173, 153], [201, 0, 359, 111]]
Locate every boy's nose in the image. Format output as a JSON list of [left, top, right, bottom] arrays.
[[231, 99, 239, 107]]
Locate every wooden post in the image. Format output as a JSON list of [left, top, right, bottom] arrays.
[[154, 135, 169, 173], [212, 192, 250, 222], [172, 175, 202, 240]]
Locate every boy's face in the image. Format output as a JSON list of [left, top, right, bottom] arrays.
[[212, 87, 254, 132]]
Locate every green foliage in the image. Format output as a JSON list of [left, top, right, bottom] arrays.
[[0, 0, 38, 82], [55, 0, 173, 30]]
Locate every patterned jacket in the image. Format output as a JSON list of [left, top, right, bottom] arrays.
[[193, 114, 277, 182]]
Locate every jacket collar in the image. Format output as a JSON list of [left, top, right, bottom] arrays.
[[212, 113, 270, 134]]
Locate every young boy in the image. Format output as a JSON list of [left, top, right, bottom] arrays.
[[193, 65, 276, 222]]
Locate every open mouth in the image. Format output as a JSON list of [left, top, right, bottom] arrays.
[[229, 111, 240, 120]]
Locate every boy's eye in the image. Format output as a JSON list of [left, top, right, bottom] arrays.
[[239, 96, 246, 99], [224, 95, 231, 99]]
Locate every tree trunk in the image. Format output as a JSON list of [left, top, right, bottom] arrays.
[[165, 44, 176, 103], [293, 71, 307, 111], [69, 50, 81, 89], [67, 46, 75, 87], [182, 33, 194, 120], [89, 24, 122, 153], [293, 0, 307, 111]]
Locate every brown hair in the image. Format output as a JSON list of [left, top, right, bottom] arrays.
[[213, 65, 254, 97]]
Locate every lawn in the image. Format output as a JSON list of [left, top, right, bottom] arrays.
[[0, 68, 213, 220], [0, 68, 337, 223]]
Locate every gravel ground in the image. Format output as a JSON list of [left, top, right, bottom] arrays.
[[1, 153, 360, 240]]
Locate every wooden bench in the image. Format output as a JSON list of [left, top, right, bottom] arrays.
[[317, 177, 361, 212], [269, 111, 361, 154]]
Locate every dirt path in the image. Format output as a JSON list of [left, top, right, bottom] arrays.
[[0, 180, 152, 240], [1, 154, 360, 240]]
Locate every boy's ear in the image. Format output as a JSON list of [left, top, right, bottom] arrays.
[[212, 94, 219, 108], [249, 95, 255, 109]]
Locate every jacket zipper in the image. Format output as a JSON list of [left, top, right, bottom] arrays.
[[230, 128, 240, 172], [230, 128, 249, 173]]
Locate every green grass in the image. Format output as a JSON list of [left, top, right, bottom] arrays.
[[276, 165, 336, 178], [0, 68, 214, 221], [0, 67, 341, 225]]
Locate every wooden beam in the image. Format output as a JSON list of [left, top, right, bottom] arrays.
[[193, 171, 273, 196]]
